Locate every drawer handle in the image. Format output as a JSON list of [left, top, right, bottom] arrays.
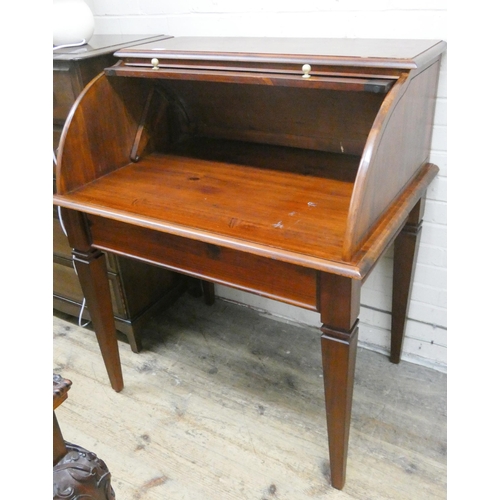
[[151, 58, 160, 70], [302, 64, 312, 78]]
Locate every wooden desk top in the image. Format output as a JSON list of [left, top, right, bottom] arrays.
[[115, 37, 445, 69]]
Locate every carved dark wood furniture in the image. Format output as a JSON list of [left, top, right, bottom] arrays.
[[53, 374, 115, 499], [53, 34, 188, 353], [54, 37, 446, 489]]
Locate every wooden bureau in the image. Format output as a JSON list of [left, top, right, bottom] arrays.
[[54, 37, 446, 489], [53, 35, 187, 352]]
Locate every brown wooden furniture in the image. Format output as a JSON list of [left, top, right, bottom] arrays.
[[53, 37, 446, 489], [53, 374, 115, 499], [53, 34, 186, 353], [53, 374, 72, 466]]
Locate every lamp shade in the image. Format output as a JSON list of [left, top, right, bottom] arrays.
[[53, 0, 94, 46]]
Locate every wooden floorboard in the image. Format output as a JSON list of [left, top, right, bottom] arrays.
[[53, 293, 446, 499]]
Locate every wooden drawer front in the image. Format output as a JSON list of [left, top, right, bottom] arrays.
[[53, 68, 78, 123], [90, 216, 318, 311], [53, 257, 125, 318], [116, 257, 179, 317]]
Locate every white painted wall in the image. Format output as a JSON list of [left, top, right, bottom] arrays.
[[84, 0, 447, 372]]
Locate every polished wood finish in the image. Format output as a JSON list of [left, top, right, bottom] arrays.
[[391, 198, 425, 363], [53, 34, 184, 353], [54, 37, 445, 489], [319, 274, 361, 488]]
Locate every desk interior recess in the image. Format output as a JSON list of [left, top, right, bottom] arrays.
[[62, 138, 360, 262], [57, 72, 390, 265]]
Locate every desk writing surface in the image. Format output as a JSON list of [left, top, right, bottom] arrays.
[[60, 138, 357, 264]]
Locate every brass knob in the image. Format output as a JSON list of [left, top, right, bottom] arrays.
[[151, 58, 159, 70], [302, 64, 311, 78]]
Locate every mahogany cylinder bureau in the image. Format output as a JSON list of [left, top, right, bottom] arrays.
[[53, 37, 446, 489]]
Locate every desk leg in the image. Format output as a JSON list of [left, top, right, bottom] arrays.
[[319, 273, 360, 490], [201, 280, 216, 305], [188, 278, 216, 305], [390, 199, 424, 364], [72, 248, 124, 392], [60, 209, 124, 392]]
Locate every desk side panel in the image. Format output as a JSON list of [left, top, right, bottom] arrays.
[[343, 59, 442, 260], [56, 74, 152, 194]]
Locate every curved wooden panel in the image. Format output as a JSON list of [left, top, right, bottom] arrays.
[[56, 73, 151, 194], [343, 60, 441, 261]]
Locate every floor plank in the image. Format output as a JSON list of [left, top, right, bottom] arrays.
[[53, 293, 446, 499]]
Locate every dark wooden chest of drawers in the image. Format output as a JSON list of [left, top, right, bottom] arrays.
[[53, 35, 185, 353]]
